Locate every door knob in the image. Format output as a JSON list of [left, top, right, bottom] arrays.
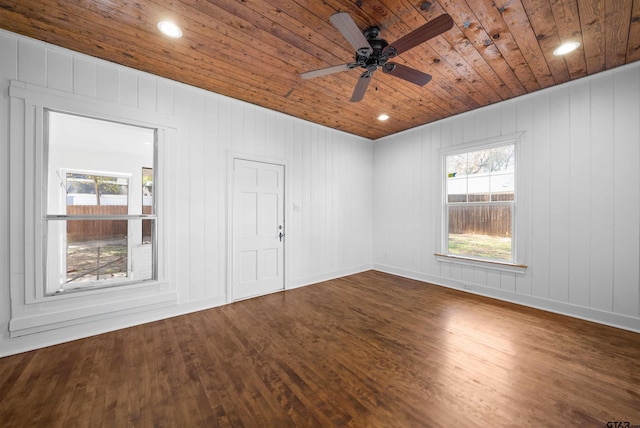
[[279, 232, 285, 242]]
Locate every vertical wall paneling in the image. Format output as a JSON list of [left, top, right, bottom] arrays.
[[264, 110, 277, 158], [138, 75, 157, 112], [189, 90, 207, 301], [17, 38, 46, 86], [254, 107, 267, 156], [420, 126, 434, 275], [301, 124, 312, 276], [462, 112, 475, 143], [531, 93, 551, 299], [309, 127, 319, 276], [316, 129, 327, 274], [72, 57, 96, 98], [568, 83, 591, 307], [499, 100, 519, 297], [500, 271, 516, 293], [323, 132, 334, 275], [119, 69, 138, 107], [230, 101, 243, 151], [485, 105, 502, 139], [267, 110, 286, 159], [156, 79, 174, 116], [46, 50, 72, 92], [515, 100, 533, 296], [486, 269, 501, 290], [290, 122, 304, 282], [393, 134, 409, 268], [589, 75, 615, 312], [429, 122, 443, 278], [409, 130, 423, 272], [474, 267, 488, 288], [173, 86, 193, 301], [474, 109, 489, 140], [217, 98, 233, 297], [241, 105, 257, 154], [0, 33, 18, 79], [204, 95, 221, 298], [548, 88, 571, 302], [372, 140, 385, 264], [612, 68, 640, 317], [327, 131, 338, 275], [500, 101, 518, 135], [499, 99, 519, 294], [95, 64, 119, 103]]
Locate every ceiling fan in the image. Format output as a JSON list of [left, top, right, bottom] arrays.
[[301, 12, 454, 102]]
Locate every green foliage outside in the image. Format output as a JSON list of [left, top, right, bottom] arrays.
[[448, 233, 512, 261]]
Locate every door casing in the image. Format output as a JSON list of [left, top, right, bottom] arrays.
[[227, 153, 289, 302]]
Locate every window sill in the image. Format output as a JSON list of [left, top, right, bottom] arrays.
[[434, 253, 527, 274]]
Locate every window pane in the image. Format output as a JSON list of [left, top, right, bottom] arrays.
[[448, 204, 513, 262], [467, 145, 515, 174], [47, 111, 153, 215], [66, 173, 129, 207], [446, 145, 515, 204], [67, 228, 128, 284], [467, 173, 490, 201], [446, 153, 467, 177], [46, 218, 155, 294]]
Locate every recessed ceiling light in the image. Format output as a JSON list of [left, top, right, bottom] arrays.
[[378, 113, 390, 121], [553, 41, 580, 56], [157, 21, 182, 38]]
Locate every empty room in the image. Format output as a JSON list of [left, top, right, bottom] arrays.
[[1, 0, 639, 426]]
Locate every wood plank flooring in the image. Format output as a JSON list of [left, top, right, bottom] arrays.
[[1, 270, 639, 427]]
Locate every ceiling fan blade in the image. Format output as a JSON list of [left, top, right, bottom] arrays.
[[389, 14, 454, 55], [301, 63, 354, 79], [350, 71, 373, 102], [383, 63, 432, 86], [330, 12, 373, 55]]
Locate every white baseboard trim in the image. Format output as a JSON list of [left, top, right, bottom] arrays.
[[373, 264, 640, 334]]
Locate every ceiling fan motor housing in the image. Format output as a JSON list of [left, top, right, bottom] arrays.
[[355, 27, 398, 72]]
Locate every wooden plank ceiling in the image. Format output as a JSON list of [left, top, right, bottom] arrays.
[[1, 0, 639, 139]]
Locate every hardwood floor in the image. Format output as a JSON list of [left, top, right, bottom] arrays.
[[1, 270, 639, 427]]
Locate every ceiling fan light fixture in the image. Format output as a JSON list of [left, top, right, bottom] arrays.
[[157, 21, 183, 38], [553, 41, 580, 56], [378, 113, 390, 121]]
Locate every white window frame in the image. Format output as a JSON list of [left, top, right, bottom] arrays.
[[436, 132, 527, 273], [9, 80, 175, 311]]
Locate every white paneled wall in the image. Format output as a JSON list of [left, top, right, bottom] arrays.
[[374, 62, 640, 332], [0, 30, 373, 356]]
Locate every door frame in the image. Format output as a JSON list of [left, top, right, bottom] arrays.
[[227, 152, 289, 303]]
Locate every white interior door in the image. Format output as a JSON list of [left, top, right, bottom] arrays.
[[232, 159, 285, 300]]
